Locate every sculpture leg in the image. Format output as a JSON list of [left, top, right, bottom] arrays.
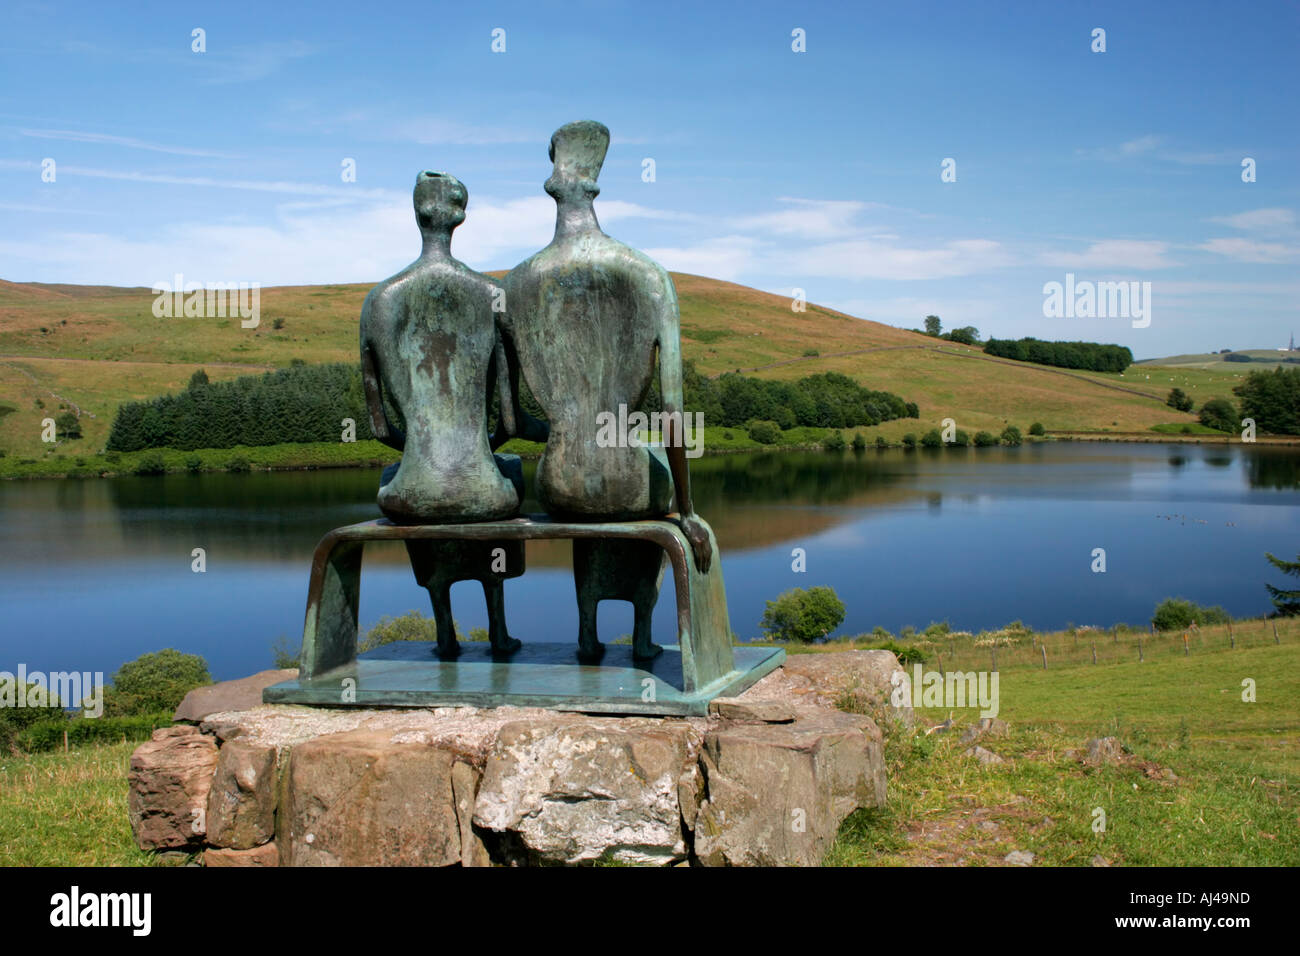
[[482, 578, 522, 656], [429, 580, 460, 659], [573, 540, 605, 662], [631, 569, 664, 661]]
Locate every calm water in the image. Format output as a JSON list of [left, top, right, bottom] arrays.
[[2, 443, 1298, 680]]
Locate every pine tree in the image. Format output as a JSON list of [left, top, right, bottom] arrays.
[[1265, 552, 1300, 617]]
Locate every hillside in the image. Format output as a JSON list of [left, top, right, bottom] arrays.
[[0, 273, 1247, 459]]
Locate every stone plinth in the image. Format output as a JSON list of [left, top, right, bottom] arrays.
[[131, 651, 903, 866]]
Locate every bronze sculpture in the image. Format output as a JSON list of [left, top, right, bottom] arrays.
[[503, 120, 711, 661]]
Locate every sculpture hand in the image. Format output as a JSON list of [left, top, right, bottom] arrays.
[[679, 513, 712, 574]]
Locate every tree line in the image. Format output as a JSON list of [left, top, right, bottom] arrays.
[[107, 360, 919, 452], [982, 337, 1134, 372]]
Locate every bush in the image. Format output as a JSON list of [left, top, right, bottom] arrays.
[[950, 429, 970, 447], [901, 433, 917, 448], [225, 456, 251, 473], [973, 430, 998, 447], [55, 411, 82, 439], [1198, 398, 1237, 432], [747, 420, 781, 445], [822, 430, 846, 451], [133, 452, 166, 476], [874, 435, 888, 449], [1166, 388, 1194, 413], [1001, 425, 1023, 446], [104, 649, 211, 717], [1151, 597, 1230, 632], [1234, 367, 1300, 435], [760, 586, 846, 643], [851, 432, 867, 451], [184, 455, 203, 473], [920, 429, 943, 448], [358, 610, 455, 651], [1029, 422, 1045, 436], [868, 639, 927, 666], [270, 635, 300, 669], [12, 713, 172, 754]]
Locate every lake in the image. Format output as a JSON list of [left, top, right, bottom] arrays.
[[2, 442, 1297, 681]]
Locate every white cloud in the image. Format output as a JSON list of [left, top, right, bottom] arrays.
[[1121, 135, 1162, 155], [1208, 208, 1296, 233], [783, 238, 1013, 281], [1198, 238, 1300, 264], [1042, 240, 1176, 270], [17, 128, 243, 159], [732, 198, 877, 240], [641, 236, 762, 282]]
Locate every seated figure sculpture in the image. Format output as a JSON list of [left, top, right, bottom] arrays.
[[503, 121, 712, 662], [360, 170, 546, 658]]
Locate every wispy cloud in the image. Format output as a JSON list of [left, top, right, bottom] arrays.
[[197, 40, 317, 85], [1208, 207, 1296, 233], [17, 128, 243, 159], [1041, 239, 1177, 270], [1198, 238, 1300, 263]]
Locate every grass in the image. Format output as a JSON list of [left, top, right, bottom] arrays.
[[9, 273, 1290, 463], [807, 617, 1300, 866], [4, 617, 1293, 866], [0, 740, 158, 866]]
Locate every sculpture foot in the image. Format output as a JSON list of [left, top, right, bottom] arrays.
[[576, 640, 605, 664], [632, 642, 664, 662], [435, 640, 461, 660], [490, 636, 523, 657]]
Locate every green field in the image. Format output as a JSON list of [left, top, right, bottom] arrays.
[[8, 274, 1285, 466], [2, 618, 1294, 867]]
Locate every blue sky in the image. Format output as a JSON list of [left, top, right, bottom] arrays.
[[1, 0, 1296, 357]]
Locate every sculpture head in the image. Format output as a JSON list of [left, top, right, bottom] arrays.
[[545, 120, 609, 203], [413, 170, 468, 234]]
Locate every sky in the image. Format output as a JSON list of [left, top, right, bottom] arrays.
[[1, 0, 1297, 358]]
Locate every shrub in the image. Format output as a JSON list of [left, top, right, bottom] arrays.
[[950, 429, 970, 447], [920, 429, 943, 448], [270, 635, 299, 669], [1234, 367, 1300, 435], [851, 432, 867, 451], [822, 430, 846, 451], [358, 610, 456, 651], [1001, 425, 1023, 446], [760, 586, 846, 643], [747, 420, 781, 445], [802, 348, 819, 357], [874, 435, 888, 449], [184, 455, 203, 473], [1151, 597, 1230, 632], [225, 456, 251, 473], [133, 452, 167, 476], [1198, 398, 1237, 432], [1029, 422, 1045, 436], [1166, 388, 1194, 412], [104, 649, 211, 717], [867, 639, 927, 666], [55, 411, 82, 439], [901, 433, 917, 448], [973, 430, 998, 447]]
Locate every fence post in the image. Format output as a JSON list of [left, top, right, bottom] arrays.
[[1041, 645, 1048, 669], [1274, 621, 1281, 645], [1229, 620, 1235, 649], [1138, 637, 1144, 662], [63, 730, 69, 753], [1091, 642, 1097, 665], [1183, 633, 1189, 656], [1113, 625, 1118, 644]]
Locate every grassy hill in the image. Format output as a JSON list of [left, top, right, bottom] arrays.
[[0, 274, 1270, 461]]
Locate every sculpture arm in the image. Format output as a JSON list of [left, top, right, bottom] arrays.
[[360, 300, 405, 452], [658, 303, 711, 573], [490, 318, 549, 450]]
